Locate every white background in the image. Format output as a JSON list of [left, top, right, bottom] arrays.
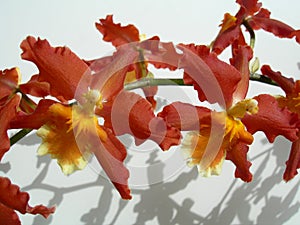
[[1, 0, 300, 224]]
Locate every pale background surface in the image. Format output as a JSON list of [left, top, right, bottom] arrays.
[[1, 0, 300, 224]]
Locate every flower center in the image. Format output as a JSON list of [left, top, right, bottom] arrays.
[[81, 89, 103, 115], [227, 98, 258, 118]]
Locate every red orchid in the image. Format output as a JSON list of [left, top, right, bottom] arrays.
[[15, 36, 134, 199], [259, 65, 300, 181], [97, 90, 181, 150], [10, 35, 181, 200], [179, 44, 242, 108], [242, 94, 298, 144], [158, 43, 256, 181], [158, 100, 256, 182], [212, 0, 300, 54], [158, 43, 298, 182], [2, 2, 300, 223], [0, 177, 55, 225], [94, 15, 182, 108], [95, 15, 158, 108]]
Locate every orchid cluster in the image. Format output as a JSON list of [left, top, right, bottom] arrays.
[[1, 0, 300, 224]]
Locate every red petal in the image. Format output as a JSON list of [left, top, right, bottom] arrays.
[[145, 116, 181, 151], [226, 142, 253, 182], [0, 203, 21, 225], [20, 36, 90, 101], [179, 44, 241, 108], [0, 177, 55, 217], [26, 204, 55, 218], [143, 86, 158, 109], [0, 68, 20, 104], [103, 91, 181, 150], [9, 99, 56, 130], [292, 30, 300, 44], [261, 65, 295, 95], [84, 56, 113, 73], [249, 8, 270, 30], [242, 94, 298, 142], [0, 95, 21, 160], [236, 0, 262, 15], [157, 102, 211, 131], [90, 45, 139, 102], [230, 45, 253, 101], [130, 60, 158, 108], [231, 27, 247, 51], [213, 26, 241, 55], [251, 12, 299, 41], [19, 75, 50, 98], [127, 92, 181, 150], [213, 0, 262, 55], [92, 127, 131, 199], [212, 15, 241, 55], [284, 137, 300, 181], [95, 15, 140, 47], [145, 41, 181, 71]]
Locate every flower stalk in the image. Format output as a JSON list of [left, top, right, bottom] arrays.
[[9, 128, 32, 146], [242, 19, 256, 49], [9, 74, 277, 146], [2, 1, 300, 223]]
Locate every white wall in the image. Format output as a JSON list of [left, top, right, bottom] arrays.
[[1, 0, 300, 224]]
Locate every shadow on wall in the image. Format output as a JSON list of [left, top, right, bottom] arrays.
[[7, 134, 300, 225], [201, 137, 300, 225], [16, 131, 41, 146]]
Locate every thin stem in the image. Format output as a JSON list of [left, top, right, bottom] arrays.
[[8, 90, 37, 146], [242, 19, 255, 49], [10, 129, 33, 147], [250, 73, 278, 86], [9, 74, 277, 145], [20, 92, 37, 111], [124, 74, 278, 90], [124, 78, 186, 90]]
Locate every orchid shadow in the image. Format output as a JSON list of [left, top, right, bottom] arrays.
[[130, 150, 199, 225], [201, 137, 300, 225]]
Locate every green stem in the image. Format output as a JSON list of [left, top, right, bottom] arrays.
[[124, 74, 277, 90], [21, 92, 36, 109], [242, 19, 255, 49], [8, 90, 36, 146], [9, 74, 277, 145], [250, 73, 278, 86], [124, 78, 186, 90], [10, 129, 33, 147]]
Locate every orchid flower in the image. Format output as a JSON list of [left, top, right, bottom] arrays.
[[158, 43, 298, 181], [258, 65, 300, 181], [93, 15, 158, 108], [2, 1, 300, 223], [212, 0, 300, 54], [9, 36, 180, 200], [158, 44, 254, 181], [93, 15, 182, 109]]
